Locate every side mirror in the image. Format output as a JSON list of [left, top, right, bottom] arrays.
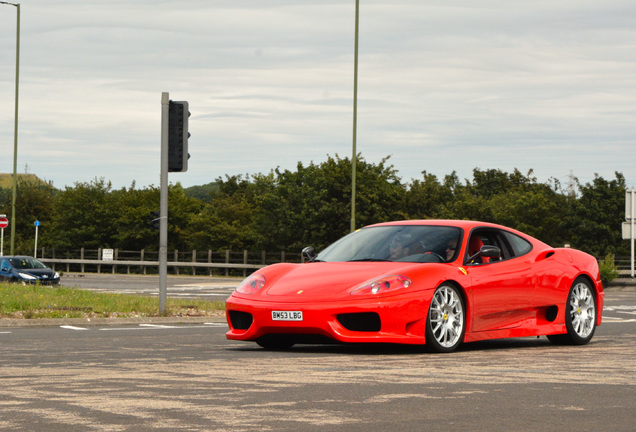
[[480, 245, 502, 259], [468, 245, 502, 263], [302, 246, 317, 262]]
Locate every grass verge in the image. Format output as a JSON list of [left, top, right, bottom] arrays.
[[0, 283, 226, 319]]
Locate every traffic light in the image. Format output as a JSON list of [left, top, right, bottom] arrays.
[[168, 100, 190, 172], [150, 210, 160, 231]]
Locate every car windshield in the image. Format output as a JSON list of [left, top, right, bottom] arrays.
[[8, 257, 47, 270], [316, 225, 462, 263]]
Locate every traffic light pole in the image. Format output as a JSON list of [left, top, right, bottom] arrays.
[[159, 92, 170, 313]]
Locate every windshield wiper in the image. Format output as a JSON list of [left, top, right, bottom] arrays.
[[347, 258, 392, 262]]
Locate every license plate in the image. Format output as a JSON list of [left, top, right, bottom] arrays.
[[272, 311, 303, 321]]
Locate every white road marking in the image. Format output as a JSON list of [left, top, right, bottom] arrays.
[[0, 331, 11, 334], [603, 316, 636, 323], [60, 325, 89, 331], [604, 305, 636, 311], [602, 305, 636, 322], [139, 324, 178, 329], [99, 324, 224, 331]]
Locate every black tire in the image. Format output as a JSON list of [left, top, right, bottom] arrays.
[[425, 284, 466, 353], [256, 335, 295, 350], [548, 277, 597, 345]]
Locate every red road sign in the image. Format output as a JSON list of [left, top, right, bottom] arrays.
[[0, 217, 8, 229]]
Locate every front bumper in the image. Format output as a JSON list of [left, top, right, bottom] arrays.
[[19, 278, 60, 285], [226, 290, 433, 345]]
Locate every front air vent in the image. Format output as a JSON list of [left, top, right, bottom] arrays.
[[337, 312, 381, 332], [229, 310, 253, 330]]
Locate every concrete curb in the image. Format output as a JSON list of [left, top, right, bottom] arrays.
[[0, 315, 227, 328]]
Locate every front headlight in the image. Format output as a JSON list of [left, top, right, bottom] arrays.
[[54, 272, 60, 279], [350, 275, 412, 295], [18, 272, 37, 280], [235, 274, 266, 294]]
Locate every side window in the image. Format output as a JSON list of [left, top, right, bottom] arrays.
[[466, 228, 516, 264], [502, 231, 533, 257], [466, 229, 505, 264]]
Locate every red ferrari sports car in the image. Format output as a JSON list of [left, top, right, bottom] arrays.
[[226, 220, 604, 352]]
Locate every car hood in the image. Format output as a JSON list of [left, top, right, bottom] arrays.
[[20, 268, 57, 279], [259, 261, 430, 301]]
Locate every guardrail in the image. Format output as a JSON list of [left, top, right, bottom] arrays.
[[34, 249, 636, 279], [614, 257, 634, 278], [38, 248, 304, 277], [37, 248, 303, 277], [39, 258, 265, 274]]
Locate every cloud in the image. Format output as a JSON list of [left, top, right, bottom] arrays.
[[0, 0, 634, 190]]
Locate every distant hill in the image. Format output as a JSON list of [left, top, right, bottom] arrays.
[[184, 182, 220, 202], [0, 173, 52, 189]]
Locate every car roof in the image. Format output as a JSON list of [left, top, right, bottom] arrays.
[[365, 219, 550, 249], [366, 220, 506, 230]]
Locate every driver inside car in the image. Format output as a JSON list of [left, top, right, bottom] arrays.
[[389, 234, 412, 260], [445, 238, 458, 261]]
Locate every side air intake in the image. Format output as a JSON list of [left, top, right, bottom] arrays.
[[337, 312, 381, 332]]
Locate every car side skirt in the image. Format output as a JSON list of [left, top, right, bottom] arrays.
[[464, 322, 566, 343]]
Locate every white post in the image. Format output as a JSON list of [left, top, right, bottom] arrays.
[[0, 213, 5, 256], [631, 189, 635, 278], [34, 222, 39, 258]]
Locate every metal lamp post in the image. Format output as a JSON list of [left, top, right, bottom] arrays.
[[351, 0, 359, 232], [1, 1, 20, 255]]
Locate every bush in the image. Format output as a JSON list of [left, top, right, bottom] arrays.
[[599, 253, 620, 286]]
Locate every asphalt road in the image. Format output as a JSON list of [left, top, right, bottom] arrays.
[[0, 288, 635, 431]]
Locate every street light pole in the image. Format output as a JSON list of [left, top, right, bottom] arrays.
[[1, 2, 20, 255], [350, 0, 359, 232]]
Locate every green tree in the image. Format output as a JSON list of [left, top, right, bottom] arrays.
[[48, 178, 117, 250], [7, 162, 626, 260], [404, 171, 455, 219], [469, 168, 537, 198], [109, 185, 161, 251], [564, 172, 627, 256], [253, 155, 405, 251], [185, 175, 263, 251], [0, 177, 55, 254], [165, 183, 205, 250], [487, 187, 569, 246]]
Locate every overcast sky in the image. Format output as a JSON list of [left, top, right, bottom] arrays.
[[1, 0, 635, 191]]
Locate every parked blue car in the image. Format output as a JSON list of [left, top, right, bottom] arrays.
[[0, 256, 60, 285]]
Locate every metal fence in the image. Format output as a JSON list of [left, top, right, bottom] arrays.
[[615, 256, 634, 277], [38, 248, 305, 277], [35, 248, 635, 279]]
